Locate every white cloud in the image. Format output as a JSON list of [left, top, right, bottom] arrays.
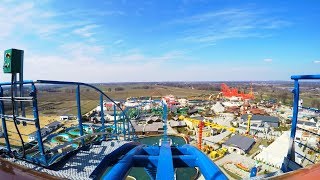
[[18, 54, 274, 83], [264, 58, 273, 62], [0, 2, 35, 38], [113, 40, 124, 45], [0, 46, 291, 83], [313, 60, 320, 64], [60, 42, 103, 54], [0, 1, 105, 42], [168, 8, 291, 44], [109, 50, 185, 64], [73, 24, 99, 38], [19, 52, 184, 83]]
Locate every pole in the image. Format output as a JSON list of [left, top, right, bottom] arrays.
[[287, 80, 300, 162], [19, 50, 25, 117], [100, 94, 106, 140], [13, 74, 19, 116], [31, 83, 46, 165], [198, 121, 203, 150], [76, 85, 85, 145], [162, 101, 168, 143], [0, 86, 11, 152], [113, 104, 118, 139]]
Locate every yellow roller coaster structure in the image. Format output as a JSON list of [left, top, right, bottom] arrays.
[[179, 115, 236, 133]]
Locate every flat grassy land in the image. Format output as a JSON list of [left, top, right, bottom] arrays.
[[33, 84, 212, 116], [0, 116, 59, 147]]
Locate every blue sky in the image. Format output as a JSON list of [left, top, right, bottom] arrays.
[[0, 0, 319, 82]]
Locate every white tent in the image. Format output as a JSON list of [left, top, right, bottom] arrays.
[[255, 131, 304, 168]]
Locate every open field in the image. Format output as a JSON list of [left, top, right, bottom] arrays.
[[31, 84, 212, 116], [0, 116, 81, 147], [1, 81, 319, 123], [0, 116, 59, 147]]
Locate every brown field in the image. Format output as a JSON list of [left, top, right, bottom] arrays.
[[33, 84, 212, 116], [0, 116, 59, 147]]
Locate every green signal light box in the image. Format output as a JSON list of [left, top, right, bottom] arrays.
[[3, 48, 23, 73]]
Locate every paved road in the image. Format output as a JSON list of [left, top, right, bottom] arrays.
[[215, 153, 279, 179], [202, 131, 232, 144]]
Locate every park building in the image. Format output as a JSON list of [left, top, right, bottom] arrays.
[[241, 114, 280, 128], [223, 135, 255, 155]]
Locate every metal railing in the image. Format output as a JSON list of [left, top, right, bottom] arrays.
[[281, 75, 320, 172], [0, 79, 137, 167]]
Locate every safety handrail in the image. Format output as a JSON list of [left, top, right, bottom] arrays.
[[0, 79, 137, 139], [282, 74, 320, 172]]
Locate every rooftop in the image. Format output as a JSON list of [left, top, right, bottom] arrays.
[[224, 135, 255, 152], [241, 114, 279, 123], [45, 121, 61, 128]]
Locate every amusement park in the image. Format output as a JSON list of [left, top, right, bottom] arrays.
[[0, 1, 320, 179], [0, 48, 319, 180]]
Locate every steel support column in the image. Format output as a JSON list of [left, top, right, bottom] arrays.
[[122, 113, 126, 140], [162, 102, 168, 142], [156, 143, 174, 180], [76, 85, 85, 145], [19, 50, 25, 117], [113, 104, 118, 139], [31, 83, 46, 165], [0, 86, 11, 152], [126, 111, 130, 140], [100, 94, 106, 140], [287, 79, 300, 161]]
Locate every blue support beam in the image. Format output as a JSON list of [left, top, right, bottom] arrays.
[[102, 143, 228, 179], [0, 86, 11, 152], [156, 143, 174, 180], [100, 94, 106, 140], [162, 101, 168, 142], [142, 146, 160, 155], [282, 74, 320, 172], [122, 113, 126, 140], [102, 145, 144, 180], [19, 51, 25, 117], [133, 155, 158, 167], [113, 104, 118, 139], [31, 83, 47, 165], [127, 110, 130, 140], [287, 80, 300, 162], [13, 74, 19, 116], [291, 74, 320, 80], [133, 154, 198, 168], [172, 155, 197, 167], [184, 144, 228, 180], [76, 85, 85, 145]]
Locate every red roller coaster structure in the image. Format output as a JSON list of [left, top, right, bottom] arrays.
[[198, 121, 204, 150], [221, 83, 254, 100]]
